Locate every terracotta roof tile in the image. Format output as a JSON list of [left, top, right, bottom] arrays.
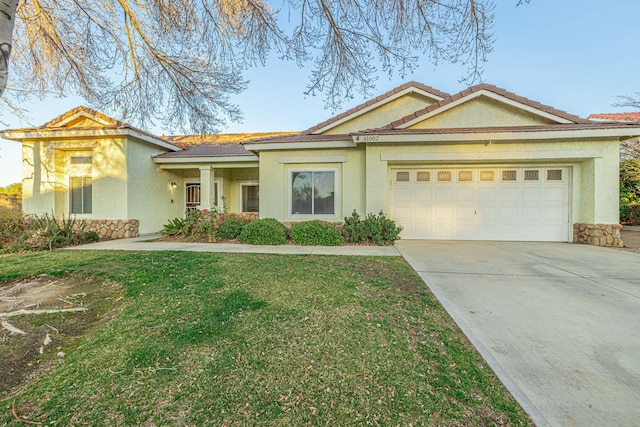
[[355, 122, 640, 136], [241, 133, 352, 145], [166, 132, 297, 149], [302, 81, 450, 134], [588, 112, 640, 123]]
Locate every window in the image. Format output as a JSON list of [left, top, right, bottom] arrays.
[[241, 184, 259, 212], [547, 169, 563, 181], [416, 171, 430, 182], [70, 176, 92, 214], [70, 155, 92, 164], [480, 170, 495, 182], [437, 171, 451, 182], [395, 171, 410, 182], [458, 171, 473, 182], [291, 171, 335, 215], [502, 170, 517, 181], [524, 170, 540, 181]]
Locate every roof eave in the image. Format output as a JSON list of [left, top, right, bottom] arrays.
[[243, 140, 356, 151], [0, 127, 181, 152], [351, 128, 640, 143], [153, 155, 259, 164]]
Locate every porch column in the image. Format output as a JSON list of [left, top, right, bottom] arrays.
[[198, 166, 216, 211]]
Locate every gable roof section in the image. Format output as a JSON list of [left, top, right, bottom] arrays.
[[386, 84, 590, 129], [303, 81, 450, 135], [43, 106, 125, 128], [1, 106, 181, 152], [588, 112, 640, 123]]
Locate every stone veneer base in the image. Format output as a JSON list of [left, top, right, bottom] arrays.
[[83, 219, 140, 240], [573, 223, 623, 247]]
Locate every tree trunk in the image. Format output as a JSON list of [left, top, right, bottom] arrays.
[[0, 0, 19, 99]]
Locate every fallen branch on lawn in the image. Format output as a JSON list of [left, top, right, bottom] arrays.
[[0, 307, 87, 318], [12, 400, 43, 425], [2, 320, 26, 334]]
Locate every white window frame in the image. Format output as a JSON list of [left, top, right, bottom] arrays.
[[288, 167, 339, 219], [67, 151, 93, 217], [238, 180, 259, 213]]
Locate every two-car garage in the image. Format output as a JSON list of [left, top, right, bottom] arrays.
[[389, 166, 570, 241]]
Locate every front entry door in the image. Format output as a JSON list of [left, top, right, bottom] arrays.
[[185, 183, 201, 213]]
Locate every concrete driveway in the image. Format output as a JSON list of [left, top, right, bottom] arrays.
[[395, 241, 640, 427]]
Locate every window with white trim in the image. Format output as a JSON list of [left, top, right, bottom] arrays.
[[70, 176, 92, 214], [290, 170, 335, 215], [241, 183, 259, 212]]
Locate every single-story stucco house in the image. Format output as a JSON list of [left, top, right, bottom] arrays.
[[3, 81, 640, 245]]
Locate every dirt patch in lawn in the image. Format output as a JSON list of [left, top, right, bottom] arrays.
[[0, 275, 124, 400]]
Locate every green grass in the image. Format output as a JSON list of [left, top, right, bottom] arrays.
[[0, 250, 532, 426]]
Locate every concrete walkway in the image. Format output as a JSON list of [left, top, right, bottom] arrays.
[[66, 234, 401, 256], [395, 240, 640, 427]]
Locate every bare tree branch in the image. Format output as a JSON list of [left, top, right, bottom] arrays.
[[0, 0, 519, 132]]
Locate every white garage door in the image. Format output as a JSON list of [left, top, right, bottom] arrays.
[[390, 167, 570, 241]]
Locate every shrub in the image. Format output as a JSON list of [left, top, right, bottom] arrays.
[[161, 210, 217, 241], [0, 208, 25, 241], [161, 217, 188, 236], [239, 218, 288, 245], [82, 230, 100, 243], [20, 212, 87, 250], [342, 210, 402, 246], [290, 220, 344, 246], [620, 159, 640, 221], [342, 210, 368, 244], [627, 203, 640, 225], [216, 219, 246, 240]]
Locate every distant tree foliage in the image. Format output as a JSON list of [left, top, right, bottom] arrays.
[[0, 182, 21, 195], [0, 0, 523, 132]]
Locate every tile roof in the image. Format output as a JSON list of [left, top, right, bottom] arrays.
[[241, 133, 352, 145], [385, 83, 590, 129], [157, 132, 298, 157], [302, 81, 450, 134], [354, 122, 640, 136], [588, 112, 640, 123]]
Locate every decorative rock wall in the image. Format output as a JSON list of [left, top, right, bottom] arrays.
[[83, 219, 140, 240], [573, 223, 623, 247]]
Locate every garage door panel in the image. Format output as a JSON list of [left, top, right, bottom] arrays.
[[415, 188, 433, 202], [390, 167, 570, 242], [477, 187, 498, 202], [414, 204, 433, 219], [435, 188, 454, 202], [521, 187, 543, 202], [391, 188, 413, 203], [434, 205, 454, 221], [455, 205, 476, 221]]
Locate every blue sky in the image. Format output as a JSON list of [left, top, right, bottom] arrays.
[[1, 0, 639, 186]]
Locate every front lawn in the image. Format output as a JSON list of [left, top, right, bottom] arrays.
[[0, 251, 531, 425]]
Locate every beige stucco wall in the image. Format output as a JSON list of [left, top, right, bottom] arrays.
[[126, 139, 183, 234], [409, 96, 556, 129], [324, 93, 438, 135], [258, 147, 366, 222], [22, 137, 129, 219]]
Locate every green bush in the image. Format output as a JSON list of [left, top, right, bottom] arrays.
[[216, 219, 246, 240], [290, 220, 344, 246], [239, 218, 288, 245], [621, 159, 640, 221], [342, 210, 402, 246], [0, 208, 25, 241], [342, 210, 368, 244], [19, 212, 87, 250], [82, 230, 100, 243], [161, 210, 217, 241], [627, 203, 640, 225]]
